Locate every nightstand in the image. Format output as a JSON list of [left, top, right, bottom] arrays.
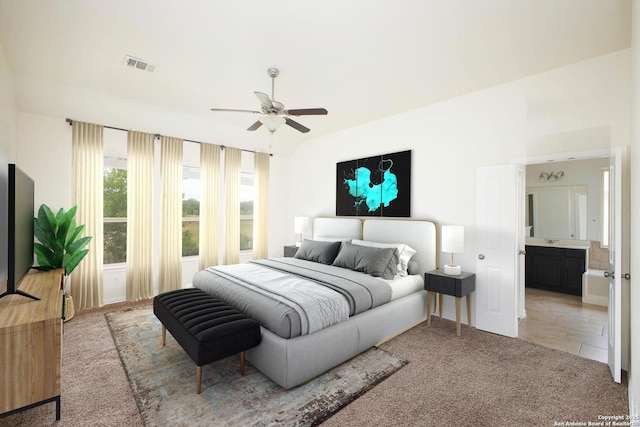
[[283, 245, 298, 257], [424, 269, 475, 336]]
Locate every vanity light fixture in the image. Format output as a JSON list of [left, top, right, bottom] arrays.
[[539, 171, 565, 182]]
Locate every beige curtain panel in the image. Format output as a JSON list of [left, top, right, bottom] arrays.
[[159, 136, 183, 293], [252, 152, 270, 260], [126, 131, 155, 301], [72, 121, 104, 310], [199, 143, 221, 270], [223, 147, 242, 265]]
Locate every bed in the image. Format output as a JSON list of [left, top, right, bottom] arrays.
[[192, 217, 438, 389]]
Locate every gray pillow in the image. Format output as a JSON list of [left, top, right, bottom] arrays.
[[294, 239, 342, 265], [332, 242, 398, 279]]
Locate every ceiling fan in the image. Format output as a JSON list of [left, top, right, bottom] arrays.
[[210, 68, 328, 134]]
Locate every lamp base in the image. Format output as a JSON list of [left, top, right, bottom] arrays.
[[443, 264, 462, 275], [295, 241, 302, 247]]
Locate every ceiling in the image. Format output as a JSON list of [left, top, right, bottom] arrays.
[[0, 0, 631, 156]]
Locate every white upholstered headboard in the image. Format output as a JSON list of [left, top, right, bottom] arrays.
[[313, 217, 362, 241], [363, 219, 438, 274], [311, 217, 438, 274]]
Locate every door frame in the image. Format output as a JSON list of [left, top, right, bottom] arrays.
[[513, 149, 610, 321]]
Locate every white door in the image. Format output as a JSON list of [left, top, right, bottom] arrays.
[[607, 147, 624, 383], [476, 164, 519, 337]]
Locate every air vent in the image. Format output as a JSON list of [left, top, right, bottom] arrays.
[[124, 55, 157, 73]]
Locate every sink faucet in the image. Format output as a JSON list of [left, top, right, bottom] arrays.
[[545, 239, 558, 244]]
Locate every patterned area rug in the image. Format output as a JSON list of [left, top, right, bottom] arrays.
[[106, 307, 408, 427]]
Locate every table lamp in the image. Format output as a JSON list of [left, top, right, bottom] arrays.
[[442, 225, 464, 275], [294, 217, 308, 247]]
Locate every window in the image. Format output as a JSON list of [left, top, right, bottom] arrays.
[[104, 156, 127, 264], [240, 172, 254, 251], [600, 167, 609, 248], [182, 165, 200, 257], [102, 137, 255, 263]]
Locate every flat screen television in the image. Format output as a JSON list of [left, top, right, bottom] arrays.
[[0, 163, 38, 301]]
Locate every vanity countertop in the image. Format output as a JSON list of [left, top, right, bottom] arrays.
[[525, 237, 590, 250]]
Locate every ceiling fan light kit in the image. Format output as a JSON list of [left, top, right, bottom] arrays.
[[210, 68, 328, 134], [259, 115, 286, 133]]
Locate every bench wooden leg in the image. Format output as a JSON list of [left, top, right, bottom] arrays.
[[196, 365, 202, 394], [240, 351, 245, 375], [162, 325, 166, 346]]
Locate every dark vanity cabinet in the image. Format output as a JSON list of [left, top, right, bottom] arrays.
[[525, 245, 586, 296]]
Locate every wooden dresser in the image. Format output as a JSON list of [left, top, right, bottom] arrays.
[[0, 269, 65, 420]]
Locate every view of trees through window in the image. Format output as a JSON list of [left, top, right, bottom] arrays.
[[103, 163, 254, 264], [104, 167, 127, 264]]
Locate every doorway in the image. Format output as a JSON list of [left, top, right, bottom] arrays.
[[518, 157, 610, 363]]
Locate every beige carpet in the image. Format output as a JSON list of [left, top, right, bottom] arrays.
[[0, 301, 146, 427], [323, 316, 629, 427], [0, 301, 629, 427]]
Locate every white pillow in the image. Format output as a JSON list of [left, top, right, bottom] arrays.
[[351, 239, 417, 277]]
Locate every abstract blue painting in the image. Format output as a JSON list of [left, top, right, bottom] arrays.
[[336, 150, 411, 217]]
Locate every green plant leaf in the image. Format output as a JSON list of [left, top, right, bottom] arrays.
[[68, 222, 85, 245], [36, 204, 57, 242], [64, 219, 77, 246], [65, 249, 89, 276], [34, 220, 52, 250], [33, 204, 91, 275], [54, 207, 66, 223], [67, 236, 91, 255], [56, 217, 72, 249], [34, 242, 55, 268], [61, 206, 77, 224]]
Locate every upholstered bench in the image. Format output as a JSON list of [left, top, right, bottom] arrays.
[[153, 288, 261, 394]]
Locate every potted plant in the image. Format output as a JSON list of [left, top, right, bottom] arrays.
[[34, 204, 92, 321]]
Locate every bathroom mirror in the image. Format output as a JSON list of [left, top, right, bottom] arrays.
[[526, 185, 587, 240]]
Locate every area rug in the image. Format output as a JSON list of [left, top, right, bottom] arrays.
[[106, 307, 408, 427]]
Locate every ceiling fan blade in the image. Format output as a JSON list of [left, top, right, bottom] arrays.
[[210, 108, 260, 114], [284, 108, 328, 116], [254, 91, 273, 109], [285, 118, 310, 133], [247, 121, 263, 131]]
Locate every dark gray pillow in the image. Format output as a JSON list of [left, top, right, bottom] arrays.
[[332, 242, 398, 279], [294, 239, 342, 265]]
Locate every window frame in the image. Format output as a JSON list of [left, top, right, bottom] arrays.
[[600, 167, 609, 248]]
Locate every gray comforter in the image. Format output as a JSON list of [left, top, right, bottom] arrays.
[[192, 257, 392, 339]]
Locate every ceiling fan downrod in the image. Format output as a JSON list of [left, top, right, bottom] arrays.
[[267, 67, 279, 100]]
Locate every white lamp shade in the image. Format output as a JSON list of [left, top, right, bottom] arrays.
[[294, 217, 309, 234], [441, 225, 464, 253], [259, 115, 286, 132]]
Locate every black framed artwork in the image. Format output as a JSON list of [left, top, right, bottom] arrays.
[[336, 150, 411, 217]]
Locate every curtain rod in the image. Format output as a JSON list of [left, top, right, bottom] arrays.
[[65, 118, 272, 156]]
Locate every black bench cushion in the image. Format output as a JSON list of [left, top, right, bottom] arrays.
[[153, 288, 261, 366]]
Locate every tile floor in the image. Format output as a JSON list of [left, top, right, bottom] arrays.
[[518, 287, 609, 363]]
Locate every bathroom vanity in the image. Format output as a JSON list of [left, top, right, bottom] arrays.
[[525, 238, 589, 296]]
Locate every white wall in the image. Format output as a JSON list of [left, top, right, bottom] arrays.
[[15, 112, 72, 211], [286, 50, 630, 321], [0, 40, 16, 287]]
